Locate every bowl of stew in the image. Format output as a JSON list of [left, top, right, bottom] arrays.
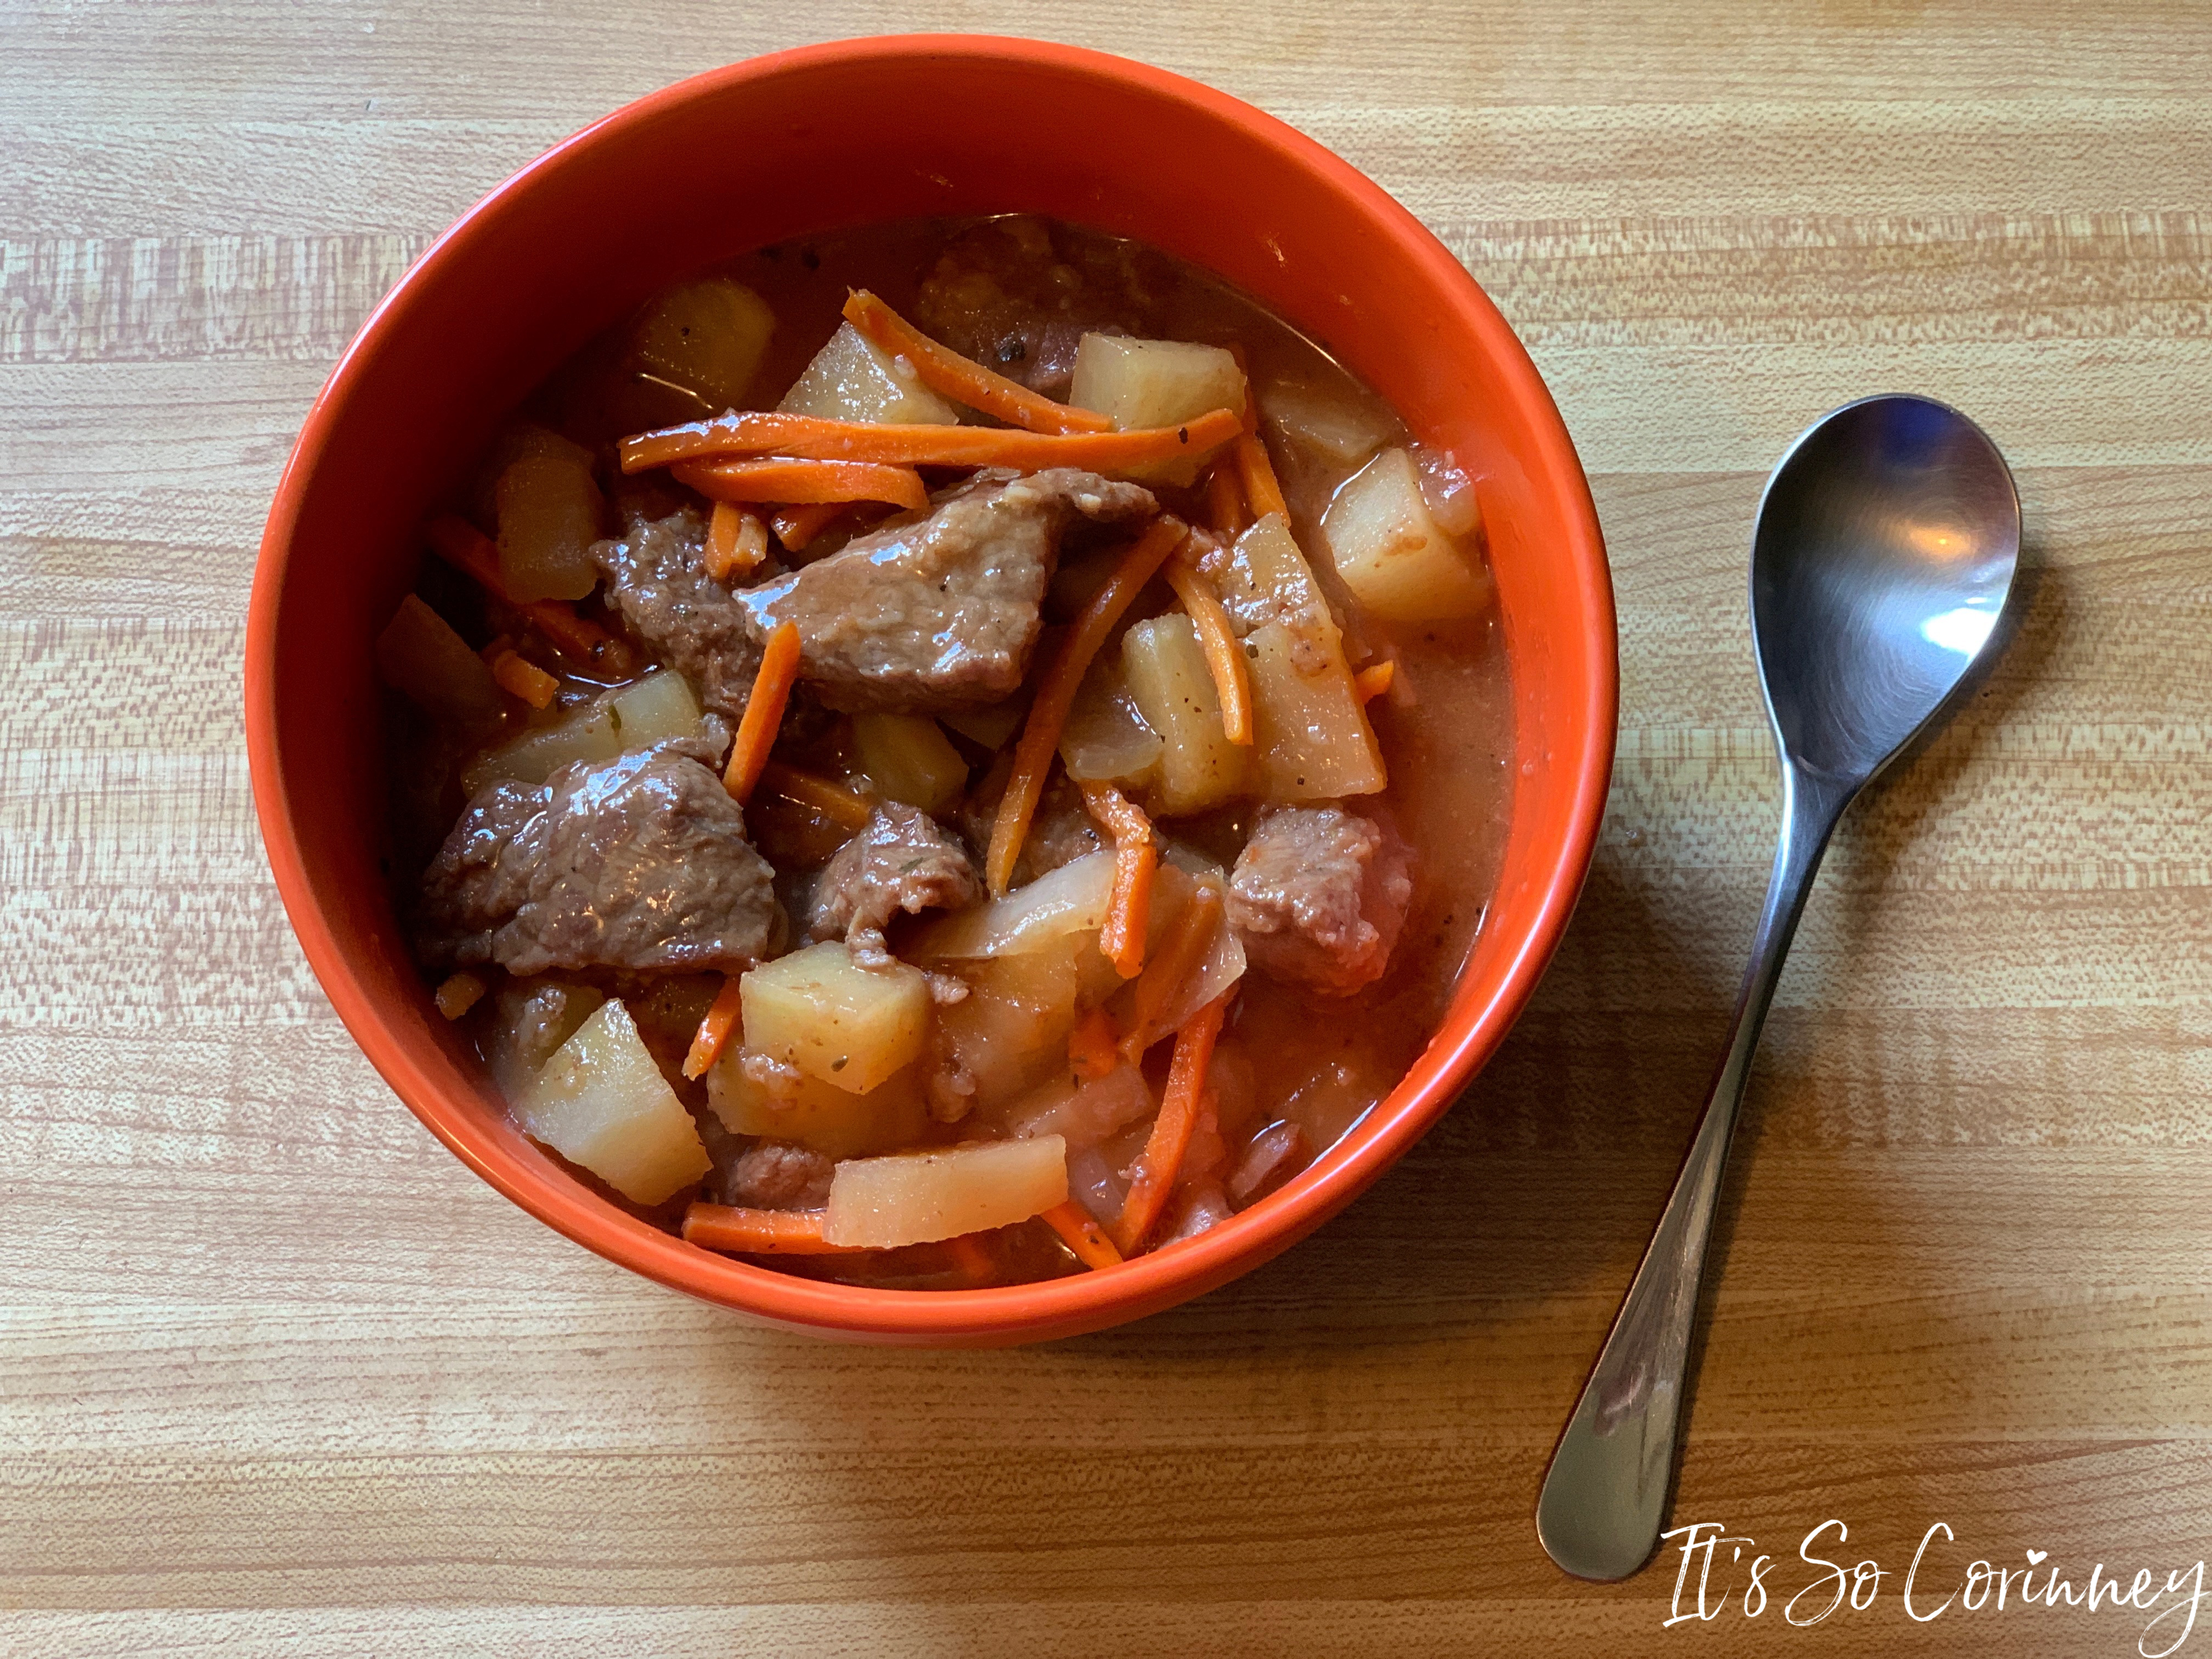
[[247, 35, 1615, 1344]]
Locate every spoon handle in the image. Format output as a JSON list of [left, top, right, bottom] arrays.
[[1535, 761, 1852, 1581]]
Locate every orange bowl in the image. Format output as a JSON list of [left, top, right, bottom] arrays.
[[246, 36, 1616, 1345]]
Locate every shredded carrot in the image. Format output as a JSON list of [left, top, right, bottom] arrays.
[[758, 760, 875, 831], [433, 970, 485, 1020], [1078, 780, 1158, 979], [844, 290, 1115, 436], [706, 501, 769, 580], [674, 457, 929, 512], [682, 1204, 866, 1255], [985, 517, 1187, 895], [943, 1231, 997, 1285], [1161, 556, 1253, 746], [1119, 885, 1223, 1063], [723, 621, 802, 804], [486, 647, 557, 709], [1110, 991, 1232, 1255], [769, 501, 848, 553], [681, 974, 745, 1081], [1041, 1199, 1125, 1270], [1068, 1007, 1120, 1080], [620, 407, 1242, 477], [1204, 459, 1248, 535], [424, 515, 638, 678], [1234, 432, 1291, 521], [1355, 660, 1396, 703]]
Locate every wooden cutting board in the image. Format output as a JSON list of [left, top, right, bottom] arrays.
[[4, 4, 2209, 1653]]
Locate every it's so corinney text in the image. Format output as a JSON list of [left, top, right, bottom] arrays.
[[1661, 1520, 2208, 1657]]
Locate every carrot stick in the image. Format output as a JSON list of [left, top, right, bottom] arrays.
[[433, 970, 485, 1020], [682, 1204, 867, 1255], [674, 457, 929, 512], [1078, 780, 1157, 979], [943, 1231, 997, 1285], [706, 501, 769, 581], [620, 407, 1243, 477], [723, 620, 801, 804], [844, 290, 1115, 436], [1119, 885, 1223, 1063], [1068, 1007, 1120, 1080], [485, 646, 558, 709], [424, 515, 639, 678], [1041, 1199, 1125, 1269], [1354, 660, 1396, 703], [1204, 460, 1248, 535], [1110, 991, 1231, 1255], [681, 974, 745, 1080], [758, 760, 875, 830], [984, 516, 1187, 896], [1234, 433, 1290, 522], [769, 501, 847, 553], [1161, 556, 1253, 746]]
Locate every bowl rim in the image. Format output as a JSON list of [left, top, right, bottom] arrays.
[[246, 32, 1617, 1342]]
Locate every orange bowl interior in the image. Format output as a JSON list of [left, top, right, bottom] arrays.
[[246, 36, 1616, 1346]]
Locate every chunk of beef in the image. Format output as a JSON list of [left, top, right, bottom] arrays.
[[417, 748, 785, 975], [720, 1139, 834, 1210], [593, 506, 765, 722], [1226, 803, 1412, 996], [736, 469, 1156, 713], [911, 217, 1168, 398], [809, 803, 983, 946]]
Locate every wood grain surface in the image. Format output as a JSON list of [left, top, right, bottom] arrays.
[[5, 3, 2211, 1654]]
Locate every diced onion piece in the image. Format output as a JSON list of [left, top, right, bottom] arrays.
[[823, 1136, 1070, 1248], [1259, 377, 1394, 466], [907, 849, 1116, 960], [780, 320, 961, 426], [1246, 622, 1387, 800], [494, 447, 604, 602], [1108, 871, 1245, 1046], [852, 712, 968, 814], [376, 595, 506, 735], [739, 941, 930, 1096], [1322, 447, 1492, 622], [704, 1052, 930, 1162], [512, 1000, 711, 1204], [1121, 614, 1248, 816], [1070, 335, 1248, 486], [631, 277, 776, 412], [1003, 1062, 1155, 1153], [938, 946, 1084, 1116], [1059, 656, 1164, 788]]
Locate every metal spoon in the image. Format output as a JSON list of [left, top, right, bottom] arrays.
[[1534, 394, 2021, 1581]]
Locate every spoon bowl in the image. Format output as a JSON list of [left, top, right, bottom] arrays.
[[1755, 394, 2020, 782], [1536, 394, 2019, 1581]]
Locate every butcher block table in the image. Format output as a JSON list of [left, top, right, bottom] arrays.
[[5, 4, 2210, 1654]]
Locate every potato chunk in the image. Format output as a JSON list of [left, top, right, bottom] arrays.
[[1121, 614, 1248, 816], [1247, 622, 1386, 800], [1069, 335, 1246, 431], [461, 669, 708, 795], [908, 849, 1116, 960], [631, 277, 776, 412], [936, 945, 1082, 1115], [512, 1000, 712, 1204], [1071, 335, 1247, 486], [852, 712, 968, 814], [1322, 447, 1492, 622], [495, 445, 603, 603], [823, 1136, 1070, 1247], [1060, 656, 1164, 790], [705, 1051, 929, 1162], [780, 320, 960, 425], [1259, 377, 1393, 467], [375, 595, 504, 736], [740, 941, 929, 1095]]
